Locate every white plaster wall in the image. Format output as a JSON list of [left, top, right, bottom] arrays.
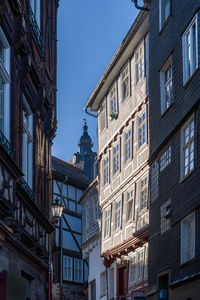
[[88, 238, 106, 300]]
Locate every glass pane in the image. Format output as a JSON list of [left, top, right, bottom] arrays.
[[62, 230, 79, 251], [69, 200, 76, 212], [67, 215, 81, 232], [68, 185, 76, 200], [76, 189, 83, 201]]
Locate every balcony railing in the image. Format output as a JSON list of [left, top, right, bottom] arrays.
[[21, 178, 35, 202], [0, 130, 15, 159], [29, 6, 44, 50]]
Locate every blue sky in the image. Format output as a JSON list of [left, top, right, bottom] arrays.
[[52, 0, 138, 162]]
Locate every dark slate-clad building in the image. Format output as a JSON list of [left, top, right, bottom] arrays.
[[147, 0, 200, 299], [0, 0, 58, 299]]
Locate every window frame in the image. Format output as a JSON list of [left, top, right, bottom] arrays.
[[0, 26, 10, 140], [126, 187, 135, 222], [30, 0, 41, 28], [138, 110, 147, 149], [160, 56, 173, 115], [181, 212, 195, 265], [113, 140, 120, 176], [63, 256, 73, 282], [182, 14, 198, 85], [114, 197, 122, 231], [124, 125, 133, 164], [104, 206, 111, 239], [121, 62, 130, 102], [159, 0, 171, 31], [74, 258, 83, 283], [99, 98, 107, 133], [139, 176, 148, 212], [135, 41, 144, 85], [102, 154, 109, 186], [180, 115, 194, 180], [22, 96, 33, 188], [109, 81, 118, 115]]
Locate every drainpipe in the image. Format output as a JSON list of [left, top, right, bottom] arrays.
[[84, 107, 97, 118], [131, 0, 149, 11]]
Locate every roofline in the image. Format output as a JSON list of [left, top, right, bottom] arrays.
[[84, 9, 148, 112]]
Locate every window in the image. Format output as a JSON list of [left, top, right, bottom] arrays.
[[160, 57, 173, 114], [138, 112, 146, 148], [160, 146, 171, 172], [124, 127, 132, 162], [114, 198, 122, 231], [158, 273, 169, 300], [74, 258, 83, 283], [21, 272, 32, 300], [0, 27, 10, 139], [180, 116, 194, 179], [113, 142, 120, 175], [100, 271, 107, 297], [103, 155, 109, 185], [22, 97, 33, 187], [137, 249, 144, 281], [121, 63, 130, 101], [160, 199, 171, 234], [90, 280, 96, 300], [99, 99, 107, 132], [159, 0, 171, 30], [104, 207, 111, 238], [151, 160, 159, 202], [129, 254, 136, 284], [135, 43, 144, 84], [182, 14, 198, 84], [126, 189, 134, 221], [63, 256, 73, 281], [181, 212, 195, 264], [30, 0, 40, 27], [109, 82, 118, 114], [139, 177, 148, 211]]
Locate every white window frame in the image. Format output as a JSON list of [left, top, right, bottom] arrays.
[[124, 126, 132, 163], [160, 146, 171, 172], [138, 111, 147, 149], [182, 14, 198, 85], [180, 116, 194, 179], [181, 212, 195, 264], [74, 258, 83, 283], [63, 256, 73, 281], [104, 207, 111, 239], [159, 0, 171, 30], [113, 141, 120, 175], [30, 0, 41, 28], [160, 56, 173, 115], [0, 27, 10, 140], [126, 187, 135, 222], [22, 97, 33, 188], [121, 62, 130, 102], [135, 41, 144, 84], [99, 98, 107, 133], [109, 81, 118, 114], [139, 176, 148, 211], [129, 253, 136, 284], [137, 248, 144, 281], [114, 198, 122, 231], [102, 154, 109, 186]]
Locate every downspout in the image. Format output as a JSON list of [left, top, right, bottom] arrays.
[[131, 0, 149, 11], [84, 107, 97, 118]]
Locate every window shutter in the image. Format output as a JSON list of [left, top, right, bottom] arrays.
[[129, 60, 132, 97]]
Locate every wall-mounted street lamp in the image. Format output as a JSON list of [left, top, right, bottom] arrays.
[[51, 197, 64, 220], [48, 198, 64, 300]]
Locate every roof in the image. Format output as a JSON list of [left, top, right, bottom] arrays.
[[84, 9, 149, 112], [52, 156, 90, 189]]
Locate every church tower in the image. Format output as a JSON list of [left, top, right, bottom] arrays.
[[72, 120, 96, 180]]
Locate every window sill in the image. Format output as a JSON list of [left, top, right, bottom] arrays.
[[180, 256, 196, 268], [179, 168, 195, 184], [183, 67, 199, 89], [161, 101, 174, 118], [159, 14, 172, 35]]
